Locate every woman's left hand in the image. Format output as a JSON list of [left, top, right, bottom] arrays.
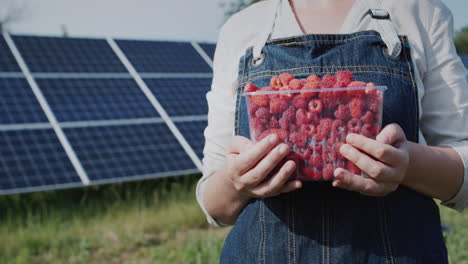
[[333, 123, 410, 196]]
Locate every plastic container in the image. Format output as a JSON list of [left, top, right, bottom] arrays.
[[243, 84, 387, 181]]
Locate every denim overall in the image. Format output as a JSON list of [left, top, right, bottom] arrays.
[[220, 1, 448, 263]]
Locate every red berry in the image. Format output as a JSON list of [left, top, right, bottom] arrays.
[[289, 79, 304, 90], [296, 108, 312, 125], [367, 94, 382, 113], [335, 159, 346, 170], [334, 105, 350, 121], [335, 71, 353, 87], [317, 118, 333, 140], [347, 118, 363, 134], [320, 75, 337, 88], [347, 81, 367, 88], [279, 85, 294, 99], [336, 142, 345, 159], [270, 76, 282, 90], [244, 82, 259, 93], [347, 161, 361, 175], [292, 95, 307, 109], [282, 105, 296, 121], [279, 116, 289, 130], [313, 168, 323, 180], [269, 116, 280, 129], [310, 140, 323, 153], [290, 132, 307, 147], [347, 81, 366, 98], [250, 86, 271, 106], [297, 147, 312, 160], [270, 98, 288, 114], [319, 91, 340, 109], [300, 124, 316, 138], [348, 97, 364, 118], [279, 73, 295, 86], [323, 149, 337, 163], [361, 123, 375, 138], [255, 107, 270, 123], [301, 81, 320, 98], [323, 163, 334, 180], [309, 152, 323, 169], [248, 103, 258, 117], [307, 75, 321, 83], [308, 99, 323, 114], [258, 129, 289, 142], [360, 111, 374, 123], [252, 118, 265, 141]]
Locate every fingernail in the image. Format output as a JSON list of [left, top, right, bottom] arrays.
[[340, 144, 351, 155], [346, 134, 355, 143], [269, 134, 278, 143], [287, 161, 295, 170], [279, 144, 288, 154], [334, 168, 342, 177]]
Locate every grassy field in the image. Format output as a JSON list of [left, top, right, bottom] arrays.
[[0, 174, 466, 263]]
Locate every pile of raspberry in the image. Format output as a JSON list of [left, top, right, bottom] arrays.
[[244, 71, 383, 181]]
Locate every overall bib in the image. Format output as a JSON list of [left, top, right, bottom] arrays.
[[220, 1, 448, 263]]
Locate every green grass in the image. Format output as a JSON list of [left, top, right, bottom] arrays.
[[0, 175, 466, 263]]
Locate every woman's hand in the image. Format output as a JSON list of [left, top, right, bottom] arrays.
[[333, 123, 410, 196], [225, 135, 302, 199]]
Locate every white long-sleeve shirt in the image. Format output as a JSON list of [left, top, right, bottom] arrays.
[[197, 0, 468, 226]]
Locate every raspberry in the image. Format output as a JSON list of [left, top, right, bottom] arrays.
[[308, 99, 323, 114], [250, 86, 271, 106], [270, 98, 289, 114], [297, 147, 312, 160], [310, 140, 323, 152], [296, 108, 313, 125], [320, 75, 337, 88], [248, 103, 258, 117], [292, 95, 307, 109], [361, 123, 374, 138], [334, 105, 350, 121], [282, 105, 296, 122], [319, 91, 339, 109], [335, 159, 346, 170], [313, 168, 323, 180], [301, 167, 316, 180], [306, 74, 321, 83], [336, 142, 345, 159], [258, 129, 289, 142], [347, 118, 363, 134], [367, 94, 382, 112], [323, 163, 334, 180], [301, 81, 320, 98], [300, 124, 316, 138], [269, 116, 280, 129], [290, 132, 307, 147], [255, 107, 270, 123], [348, 97, 364, 118], [347, 161, 361, 175], [322, 148, 337, 163], [279, 85, 294, 99], [270, 76, 282, 90], [279, 73, 295, 86], [244, 82, 259, 93], [347, 81, 367, 97], [317, 118, 333, 140], [309, 152, 323, 169], [366, 82, 375, 87], [326, 136, 336, 148], [279, 116, 289, 130], [332, 119, 347, 136], [335, 71, 353, 87], [360, 111, 374, 123], [289, 79, 304, 90], [252, 118, 265, 140]]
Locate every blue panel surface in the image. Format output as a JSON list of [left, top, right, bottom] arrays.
[[0, 37, 21, 72], [116, 39, 212, 73], [199, 43, 216, 60], [64, 123, 196, 181], [37, 78, 159, 122], [0, 129, 81, 191], [0, 78, 48, 124], [144, 78, 211, 116], [175, 121, 207, 160], [461, 55, 468, 68], [13, 35, 127, 73]]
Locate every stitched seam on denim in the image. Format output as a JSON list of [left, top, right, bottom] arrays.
[[379, 201, 390, 264], [382, 200, 395, 264], [276, 34, 381, 46], [239, 65, 410, 81], [258, 200, 266, 264], [326, 203, 330, 264], [288, 195, 291, 264], [239, 70, 412, 86], [265, 31, 381, 44], [401, 38, 419, 142], [235, 54, 247, 135], [292, 193, 296, 264], [321, 200, 325, 264]]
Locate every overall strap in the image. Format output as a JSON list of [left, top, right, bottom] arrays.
[[362, 0, 402, 58]]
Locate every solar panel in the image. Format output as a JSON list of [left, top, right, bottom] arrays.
[[12, 35, 127, 73], [116, 39, 212, 73], [175, 120, 207, 160], [144, 78, 212, 116], [0, 78, 48, 124], [0, 37, 21, 72], [461, 55, 468, 68], [0, 129, 82, 193], [63, 123, 197, 182], [199, 43, 216, 60], [37, 78, 160, 122]]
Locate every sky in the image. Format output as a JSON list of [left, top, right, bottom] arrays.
[[5, 0, 468, 43]]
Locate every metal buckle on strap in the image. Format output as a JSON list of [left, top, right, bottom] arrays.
[[370, 9, 390, 20]]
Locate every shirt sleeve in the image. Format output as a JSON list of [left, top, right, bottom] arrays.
[[196, 22, 239, 227], [419, 1, 468, 211]]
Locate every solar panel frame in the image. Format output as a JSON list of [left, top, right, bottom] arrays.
[[198, 43, 216, 60], [174, 120, 207, 160]]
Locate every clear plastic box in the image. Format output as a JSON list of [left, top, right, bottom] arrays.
[[243, 84, 387, 181]]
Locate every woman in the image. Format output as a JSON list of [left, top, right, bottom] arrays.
[[197, 0, 468, 262]]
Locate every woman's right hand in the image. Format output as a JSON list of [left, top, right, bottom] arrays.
[[224, 134, 302, 199]]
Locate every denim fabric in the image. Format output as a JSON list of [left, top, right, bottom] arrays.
[[221, 31, 448, 263]]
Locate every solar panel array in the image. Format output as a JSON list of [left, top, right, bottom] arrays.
[[0, 33, 216, 194]]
